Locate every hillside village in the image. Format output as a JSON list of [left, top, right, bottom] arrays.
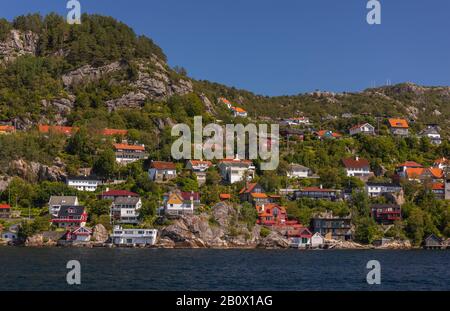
[[0, 14, 450, 250]]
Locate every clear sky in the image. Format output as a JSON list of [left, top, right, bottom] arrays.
[[1, 0, 449, 95]]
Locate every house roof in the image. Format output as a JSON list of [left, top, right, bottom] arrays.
[[342, 157, 370, 169], [366, 182, 401, 188], [151, 161, 176, 170], [48, 196, 78, 206], [251, 193, 268, 199], [219, 158, 253, 166], [102, 128, 128, 136], [434, 157, 448, 165], [100, 190, 139, 198], [167, 193, 183, 205], [180, 192, 200, 201], [232, 107, 247, 113], [397, 161, 423, 168], [290, 163, 310, 171], [0, 204, 11, 209], [56, 206, 85, 218], [39, 125, 78, 135], [301, 187, 337, 193], [113, 197, 141, 205], [315, 130, 342, 138], [429, 168, 444, 179], [67, 175, 101, 181], [71, 226, 92, 235], [431, 183, 444, 191], [219, 194, 231, 200], [188, 160, 212, 167], [113, 143, 145, 151], [405, 167, 425, 179], [0, 125, 15, 132], [388, 118, 409, 129], [349, 123, 374, 131], [239, 183, 258, 194]]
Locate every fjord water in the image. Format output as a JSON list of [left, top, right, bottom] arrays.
[[0, 248, 448, 291]]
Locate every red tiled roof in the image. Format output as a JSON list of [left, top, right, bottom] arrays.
[[388, 118, 409, 129], [429, 168, 444, 179], [316, 130, 342, 138], [342, 157, 370, 169], [151, 161, 176, 170], [100, 190, 139, 197], [39, 125, 78, 135], [405, 167, 425, 179], [0, 125, 15, 132], [397, 161, 423, 168], [251, 193, 268, 199], [102, 128, 128, 136], [239, 183, 258, 194], [220, 194, 231, 200], [0, 204, 10, 209], [113, 143, 145, 151], [220, 158, 253, 164], [189, 160, 212, 166]]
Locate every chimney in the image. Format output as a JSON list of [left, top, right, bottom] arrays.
[[356, 156, 359, 161]]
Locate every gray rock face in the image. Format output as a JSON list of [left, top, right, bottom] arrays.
[[0, 30, 38, 63], [92, 224, 109, 243], [8, 159, 67, 182], [61, 62, 124, 87], [257, 232, 290, 249], [157, 202, 283, 249]]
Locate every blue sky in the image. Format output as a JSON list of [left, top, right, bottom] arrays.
[[1, 0, 449, 95]]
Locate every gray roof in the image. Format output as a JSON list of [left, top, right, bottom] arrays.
[[113, 197, 140, 205], [49, 196, 78, 206], [56, 205, 85, 217], [290, 164, 310, 171]]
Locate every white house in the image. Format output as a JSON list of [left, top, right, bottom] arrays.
[[231, 107, 248, 118], [64, 227, 92, 242], [218, 157, 255, 184], [148, 161, 177, 182], [48, 196, 79, 217], [365, 182, 402, 198], [342, 157, 373, 179], [310, 232, 325, 248], [186, 160, 212, 186], [162, 191, 200, 216], [113, 143, 148, 164], [419, 125, 442, 145], [111, 197, 142, 224], [281, 117, 311, 126], [111, 226, 158, 246], [66, 175, 102, 192], [287, 164, 313, 179], [349, 123, 375, 136]]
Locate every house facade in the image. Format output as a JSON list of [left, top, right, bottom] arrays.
[[0, 204, 11, 218], [370, 204, 401, 225], [419, 125, 441, 145], [239, 183, 267, 203], [66, 175, 101, 192], [148, 161, 177, 182], [162, 191, 200, 216], [63, 227, 92, 242], [388, 118, 409, 136], [294, 187, 340, 201], [111, 197, 142, 224], [111, 226, 158, 246], [99, 189, 139, 201], [231, 107, 248, 118], [349, 123, 375, 136], [365, 182, 402, 197], [48, 196, 79, 217], [113, 143, 148, 164], [431, 183, 445, 200], [186, 160, 212, 186], [287, 164, 313, 178], [256, 204, 289, 226], [51, 205, 88, 228], [312, 212, 352, 241], [342, 157, 373, 179], [288, 227, 313, 249], [218, 158, 255, 184]]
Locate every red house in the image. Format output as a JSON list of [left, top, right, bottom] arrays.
[[0, 204, 11, 218], [256, 204, 295, 226], [51, 206, 88, 228], [370, 204, 401, 225]]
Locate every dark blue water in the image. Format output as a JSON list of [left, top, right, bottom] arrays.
[[0, 247, 448, 291]]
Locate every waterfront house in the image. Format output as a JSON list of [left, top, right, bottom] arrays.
[[111, 196, 142, 224], [113, 143, 148, 164], [162, 191, 200, 216], [287, 164, 314, 179], [186, 160, 213, 186], [111, 226, 158, 246], [99, 189, 139, 200], [66, 175, 102, 192], [0, 204, 11, 218], [294, 186, 341, 201], [370, 204, 402, 225], [388, 118, 409, 136], [48, 196, 79, 217], [365, 182, 402, 198], [148, 161, 177, 182], [218, 157, 255, 184], [424, 234, 444, 249], [63, 227, 92, 242], [0, 125, 15, 134], [349, 123, 375, 136], [312, 212, 352, 241], [419, 125, 442, 145], [256, 204, 288, 226], [342, 157, 373, 180], [288, 227, 313, 249], [51, 205, 88, 228], [310, 232, 325, 248]]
